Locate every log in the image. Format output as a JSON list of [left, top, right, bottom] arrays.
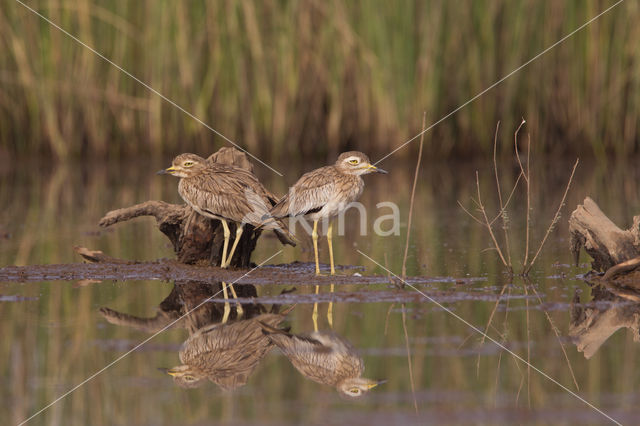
[[569, 197, 640, 272], [98, 147, 291, 267]]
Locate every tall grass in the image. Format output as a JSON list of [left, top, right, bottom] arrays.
[[0, 0, 638, 162]]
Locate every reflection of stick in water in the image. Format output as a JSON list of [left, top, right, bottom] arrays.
[[166, 305, 295, 391], [570, 288, 640, 359], [259, 323, 385, 397]]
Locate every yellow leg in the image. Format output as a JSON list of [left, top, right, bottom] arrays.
[[228, 282, 244, 318], [221, 281, 230, 323], [223, 224, 244, 268], [328, 221, 335, 275], [312, 220, 320, 275], [327, 221, 335, 328], [220, 219, 230, 268], [311, 219, 320, 331], [312, 284, 319, 332]]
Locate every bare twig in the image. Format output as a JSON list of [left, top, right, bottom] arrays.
[[476, 171, 510, 269], [489, 172, 524, 226], [457, 200, 485, 225], [402, 112, 426, 278], [476, 282, 510, 377], [523, 282, 531, 408], [512, 119, 530, 266], [527, 281, 579, 390], [493, 121, 513, 268], [524, 158, 579, 274], [401, 304, 419, 414]]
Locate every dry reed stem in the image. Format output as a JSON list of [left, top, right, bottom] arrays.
[[523, 282, 531, 408], [476, 282, 510, 377], [527, 281, 579, 390], [513, 119, 530, 266], [383, 253, 394, 336], [402, 112, 427, 278], [493, 121, 512, 268], [401, 304, 419, 414], [475, 171, 510, 268], [523, 158, 579, 274]]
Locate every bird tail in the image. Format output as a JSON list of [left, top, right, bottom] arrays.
[[273, 221, 297, 246], [267, 194, 290, 219], [258, 320, 292, 337]]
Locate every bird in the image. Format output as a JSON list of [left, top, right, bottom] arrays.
[[259, 323, 385, 397], [166, 306, 295, 390], [268, 151, 386, 327], [158, 153, 295, 269]]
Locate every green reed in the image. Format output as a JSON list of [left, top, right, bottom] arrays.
[[0, 0, 638, 162]]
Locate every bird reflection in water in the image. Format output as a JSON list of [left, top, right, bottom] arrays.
[[259, 322, 385, 398], [100, 280, 294, 391]]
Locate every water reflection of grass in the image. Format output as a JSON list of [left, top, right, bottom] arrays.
[[2, 1, 638, 160], [2, 157, 640, 422]]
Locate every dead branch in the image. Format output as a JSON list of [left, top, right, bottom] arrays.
[[569, 197, 640, 272]]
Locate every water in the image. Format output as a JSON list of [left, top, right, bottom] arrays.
[[1, 155, 640, 425]]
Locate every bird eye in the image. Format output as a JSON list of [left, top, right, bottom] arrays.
[[185, 375, 196, 381], [348, 159, 359, 165], [183, 161, 194, 167], [350, 388, 360, 394]]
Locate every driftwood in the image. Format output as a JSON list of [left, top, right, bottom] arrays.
[[569, 287, 640, 359], [569, 197, 640, 276], [98, 147, 292, 267], [100, 280, 264, 334]]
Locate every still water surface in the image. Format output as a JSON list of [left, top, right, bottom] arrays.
[[1, 155, 640, 425]]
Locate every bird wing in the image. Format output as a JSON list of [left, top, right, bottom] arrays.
[[270, 167, 337, 218], [180, 166, 272, 224]]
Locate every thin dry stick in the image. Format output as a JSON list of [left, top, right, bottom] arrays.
[[458, 171, 523, 227], [476, 171, 509, 267], [494, 283, 515, 406], [525, 133, 531, 265], [523, 282, 531, 408], [527, 282, 579, 390], [493, 121, 513, 271], [383, 253, 395, 335], [402, 112, 427, 278], [524, 158, 579, 274], [513, 119, 531, 266], [401, 304, 419, 414], [384, 303, 395, 336], [489, 172, 523, 226], [476, 282, 510, 377]]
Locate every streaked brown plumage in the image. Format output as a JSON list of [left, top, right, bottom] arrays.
[[159, 153, 294, 268], [270, 151, 386, 222], [268, 151, 386, 329], [167, 308, 294, 391], [259, 323, 385, 397]]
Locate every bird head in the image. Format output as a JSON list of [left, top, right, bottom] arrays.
[[335, 151, 387, 176], [336, 377, 387, 398], [157, 153, 207, 178], [161, 365, 207, 388]]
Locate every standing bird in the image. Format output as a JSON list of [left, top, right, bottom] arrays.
[[166, 307, 294, 391], [268, 151, 386, 327], [259, 324, 385, 397], [269, 151, 386, 275], [159, 153, 295, 268]]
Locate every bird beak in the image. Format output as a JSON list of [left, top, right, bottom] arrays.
[[159, 367, 179, 376], [367, 164, 387, 174], [368, 379, 387, 389], [157, 166, 175, 175]]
